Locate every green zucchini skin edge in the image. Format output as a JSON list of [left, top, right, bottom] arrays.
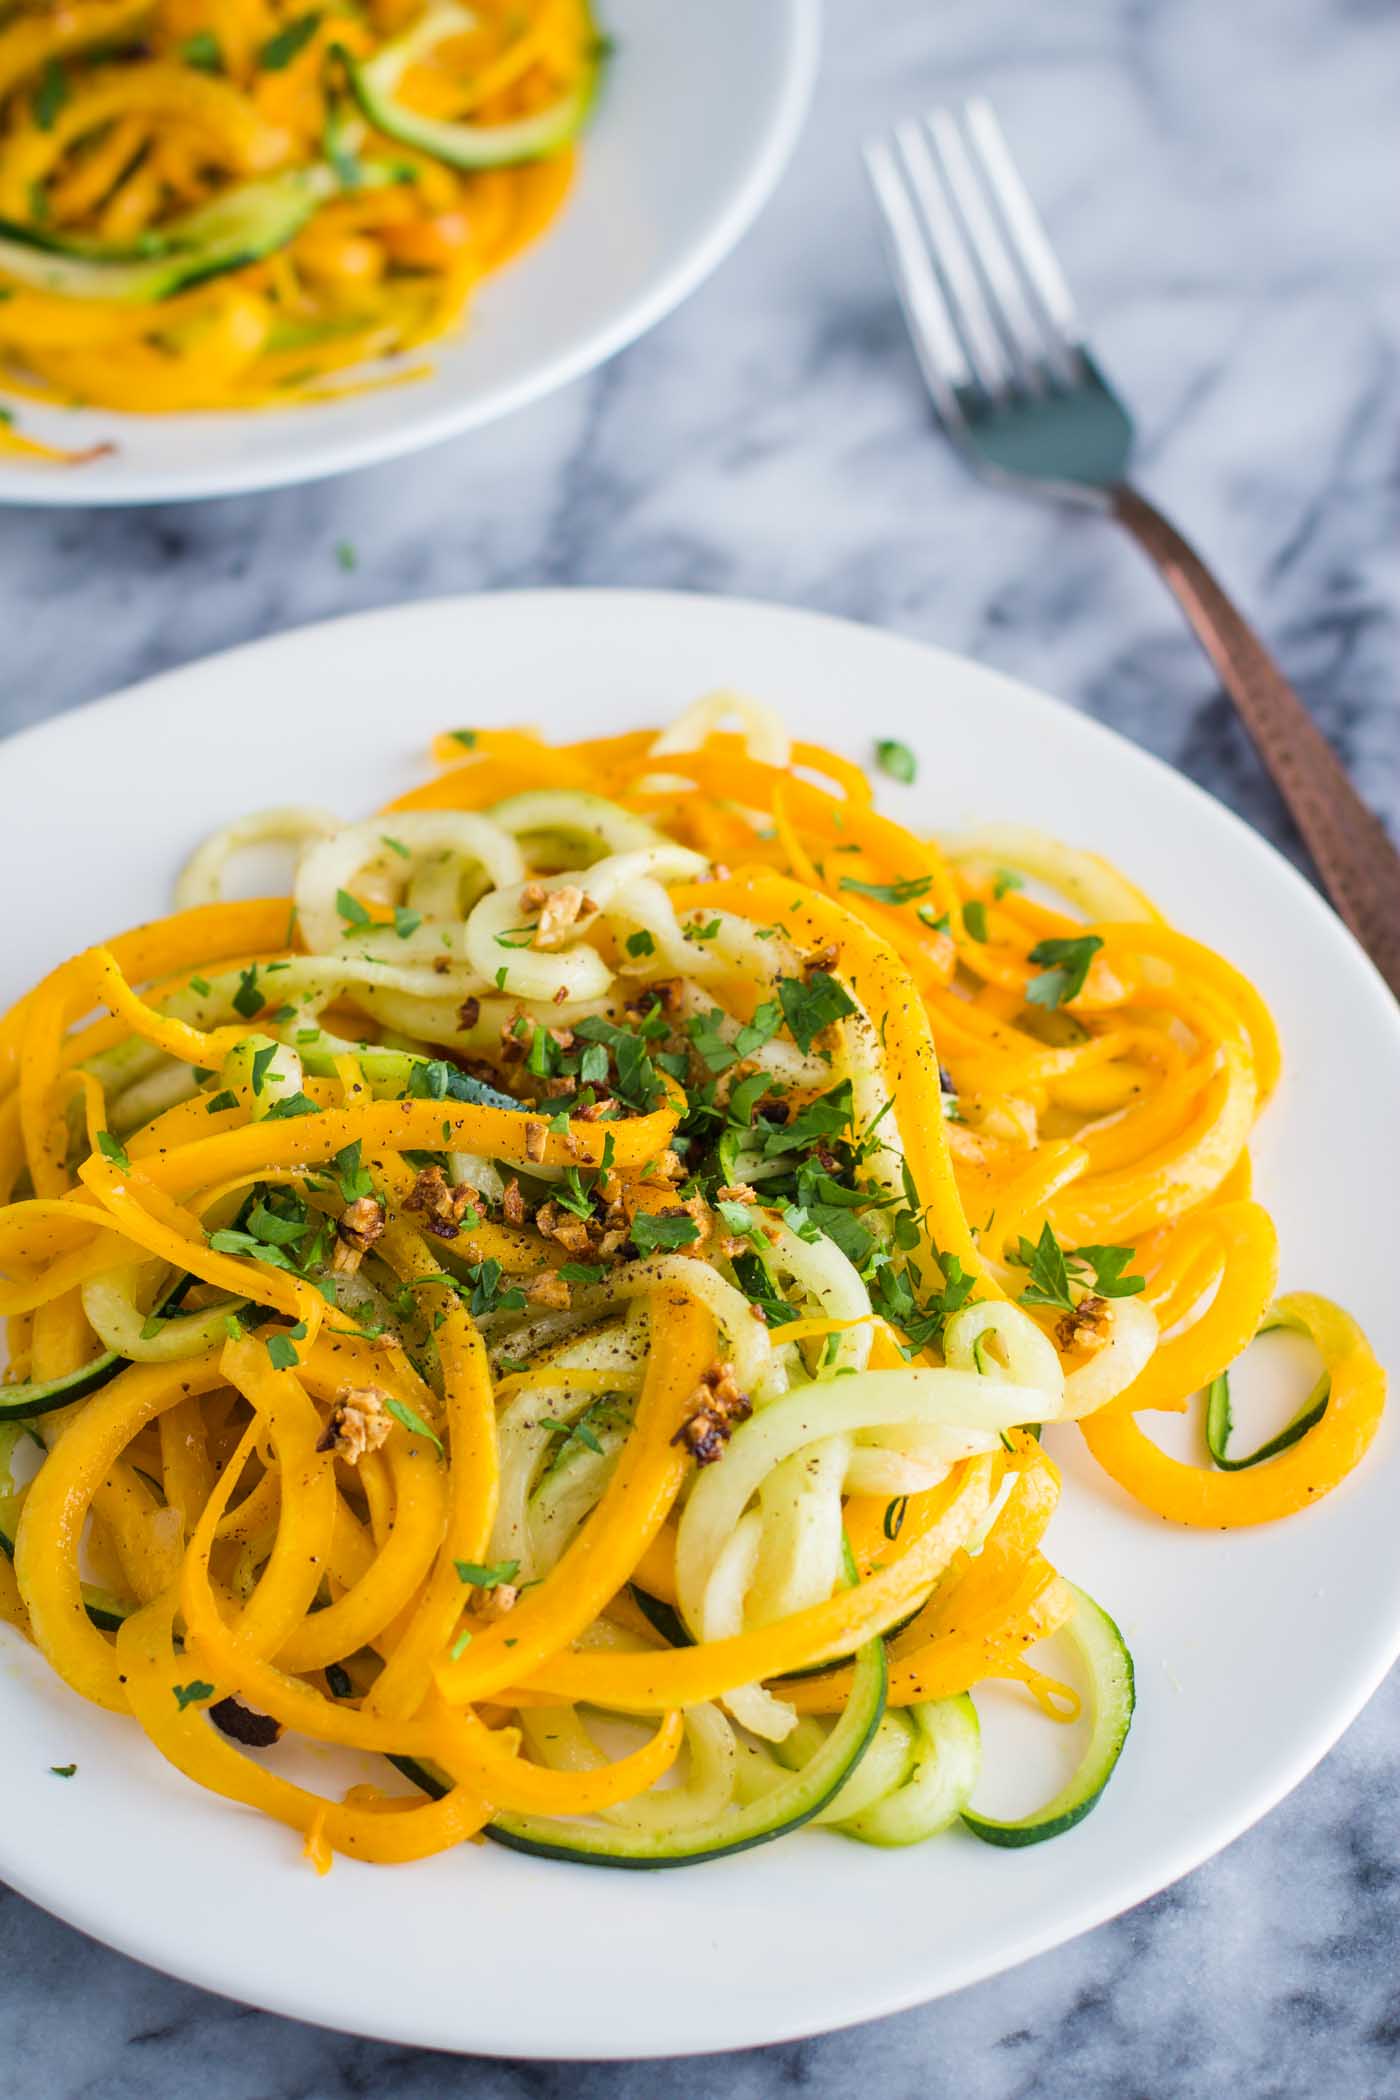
[[961, 1583, 1134, 1849], [0, 1352, 124, 1421], [0, 1270, 197, 1421], [338, 7, 604, 173], [0, 163, 407, 305], [386, 1636, 888, 1868]]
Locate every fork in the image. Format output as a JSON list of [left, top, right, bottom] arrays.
[[864, 99, 1400, 1001]]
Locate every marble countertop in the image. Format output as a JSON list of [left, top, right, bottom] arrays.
[[2, 0, 1398, 2092]]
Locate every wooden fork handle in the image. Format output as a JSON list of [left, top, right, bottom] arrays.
[[1110, 482, 1400, 1002]]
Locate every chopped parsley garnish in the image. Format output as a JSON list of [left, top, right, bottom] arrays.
[[1074, 1243, 1147, 1298], [232, 964, 263, 1020], [265, 1334, 300, 1369], [335, 538, 358, 572], [870, 1248, 977, 1354], [95, 1130, 130, 1173], [334, 1139, 373, 1203], [48, 1762, 77, 1778], [776, 970, 855, 1053], [32, 59, 67, 131], [963, 899, 989, 943], [625, 929, 656, 958], [205, 1090, 238, 1114], [464, 1259, 527, 1319], [455, 1558, 519, 1588], [572, 1015, 663, 1111], [180, 29, 223, 70], [384, 1395, 444, 1455], [188, 975, 211, 996], [883, 1495, 908, 1540], [449, 728, 476, 748], [336, 887, 371, 931], [578, 1041, 609, 1087], [393, 905, 422, 940], [837, 874, 932, 907], [172, 1681, 215, 1711], [558, 1261, 606, 1285], [246, 1197, 308, 1247], [263, 1091, 320, 1120], [761, 1078, 853, 1157], [249, 1043, 279, 1095], [539, 1414, 604, 1456], [381, 834, 410, 858], [874, 739, 917, 785], [495, 966, 509, 991], [687, 1008, 738, 1075], [629, 1211, 701, 1254], [993, 868, 1024, 899], [1010, 1223, 1144, 1309], [734, 1000, 782, 1061], [1025, 934, 1103, 1009], [258, 12, 321, 69], [684, 917, 721, 943]]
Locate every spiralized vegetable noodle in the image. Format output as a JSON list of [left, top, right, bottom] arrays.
[[0, 0, 599, 439], [0, 694, 1384, 1868]]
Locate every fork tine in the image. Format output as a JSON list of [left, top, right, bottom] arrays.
[[862, 137, 972, 423], [893, 117, 1010, 399], [925, 105, 1061, 391], [962, 98, 1086, 364]]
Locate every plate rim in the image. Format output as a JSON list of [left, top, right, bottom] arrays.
[[2, 585, 1398, 2058], [0, 0, 821, 509]]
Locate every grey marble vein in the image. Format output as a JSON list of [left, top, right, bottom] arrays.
[[2, 0, 1399, 2092]]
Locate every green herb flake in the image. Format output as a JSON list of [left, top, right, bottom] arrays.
[[335, 538, 357, 572], [265, 1334, 300, 1369], [993, 868, 1024, 899], [629, 1212, 701, 1254], [1013, 1221, 1076, 1314], [1025, 934, 1103, 1010], [96, 1130, 130, 1173], [449, 728, 477, 749], [258, 12, 321, 69], [180, 28, 223, 70], [625, 929, 656, 959], [32, 59, 67, 131], [393, 904, 423, 940], [172, 1680, 215, 1711], [874, 739, 917, 785], [249, 1042, 279, 1096], [838, 874, 932, 907], [539, 1414, 604, 1456], [454, 1558, 519, 1589], [776, 970, 856, 1054], [336, 886, 372, 931], [205, 1089, 238, 1114], [381, 834, 410, 858], [384, 1394, 444, 1456], [263, 1091, 320, 1120], [963, 899, 989, 943], [232, 964, 263, 1020]]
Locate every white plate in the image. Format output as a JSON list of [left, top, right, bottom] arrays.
[[0, 2, 818, 508], [1, 590, 1397, 2057]]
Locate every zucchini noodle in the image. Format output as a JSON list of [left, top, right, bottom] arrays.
[[0, 693, 1385, 1870], [0, 0, 601, 437]]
